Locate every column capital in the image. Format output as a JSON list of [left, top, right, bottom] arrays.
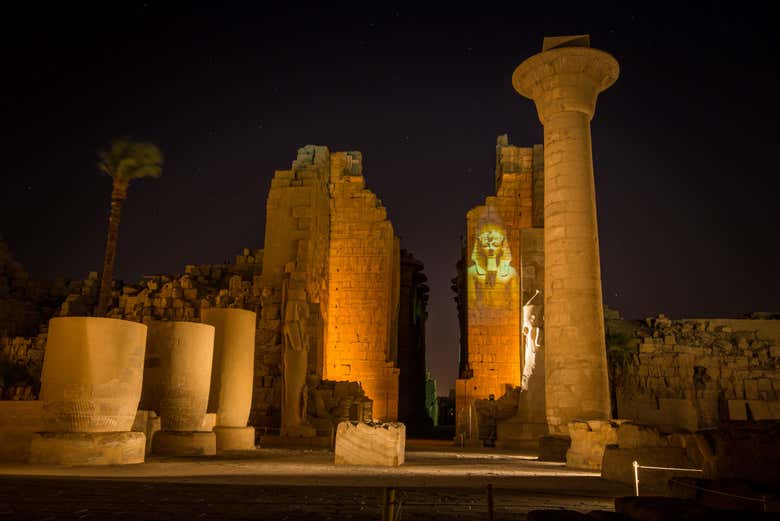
[[513, 46, 619, 124]]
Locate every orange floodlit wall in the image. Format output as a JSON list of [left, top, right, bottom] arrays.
[[323, 152, 400, 421]]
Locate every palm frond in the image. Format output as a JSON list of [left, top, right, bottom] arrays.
[[97, 139, 163, 181]]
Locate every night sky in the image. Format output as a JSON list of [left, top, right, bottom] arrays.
[[3, 3, 779, 393]]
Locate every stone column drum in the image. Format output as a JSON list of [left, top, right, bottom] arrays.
[[29, 317, 147, 465], [150, 321, 216, 456], [513, 36, 618, 434], [201, 308, 257, 452]]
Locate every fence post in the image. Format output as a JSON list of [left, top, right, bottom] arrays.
[[633, 460, 640, 496], [487, 484, 494, 521], [381, 487, 397, 521]]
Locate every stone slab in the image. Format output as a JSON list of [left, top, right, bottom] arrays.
[[151, 431, 216, 457], [727, 400, 780, 421], [215, 426, 255, 452], [334, 422, 405, 466], [29, 431, 145, 465]]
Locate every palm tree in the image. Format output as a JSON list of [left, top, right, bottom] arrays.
[[95, 139, 163, 316]]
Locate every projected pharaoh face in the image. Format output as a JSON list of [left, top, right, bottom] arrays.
[[471, 224, 515, 285]]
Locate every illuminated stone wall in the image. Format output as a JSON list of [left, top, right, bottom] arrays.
[[324, 151, 400, 421], [256, 145, 332, 428], [455, 136, 543, 438]]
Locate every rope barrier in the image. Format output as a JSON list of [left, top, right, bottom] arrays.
[[633, 460, 771, 512], [669, 478, 769, 511]]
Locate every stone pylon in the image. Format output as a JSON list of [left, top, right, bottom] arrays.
[[512, 35, 618, 434]]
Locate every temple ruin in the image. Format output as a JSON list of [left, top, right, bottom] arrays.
[[454, 136, 547, 447], [1, 37, 779, 507]]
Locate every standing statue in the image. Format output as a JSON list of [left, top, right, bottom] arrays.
[[521, 290, 543, 391], [281, 297, 316, 437]]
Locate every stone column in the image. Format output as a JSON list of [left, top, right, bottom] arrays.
[[29, 317, 147, 465], [201, 308, 257, 452], [150, 321, 217, 456], [512, 36, 618, 434]]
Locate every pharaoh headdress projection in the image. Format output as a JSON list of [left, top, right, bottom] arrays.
[[467, 206, 518, 309]]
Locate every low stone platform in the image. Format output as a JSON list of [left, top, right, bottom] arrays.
[[29, 431, 145, 465], [334, 422, 405, 466], [152, 431, 216, 456], [215, 426, 255, 452]]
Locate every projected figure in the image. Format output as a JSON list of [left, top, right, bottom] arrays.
[[467, 222, 518, 309], [521, 290, 543, 391]]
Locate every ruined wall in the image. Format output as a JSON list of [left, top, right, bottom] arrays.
[[456, 136, 543, 437], [324, 151, 400, 421], [256, 145, 332, 429], [609, 315, 780, 432], [0, 239, 72, 338]]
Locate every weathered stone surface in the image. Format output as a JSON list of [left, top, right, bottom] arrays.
[[334, 421, 405, 466], [40, 317, 147, 432], [324, 151, 400, 422], [611, 316, 780, 432], [29, 431, 145, 465], [152, 321, 215, 431], [566, 420, 621, 470], [616, 423, 668, 449], [151, 431, 216, 457], [202, 308, 256, 429], [214, 426, 255, 452], [0, 400, 42, 462]]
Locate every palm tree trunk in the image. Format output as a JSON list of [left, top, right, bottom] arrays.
[[96, 178, 128, 316]]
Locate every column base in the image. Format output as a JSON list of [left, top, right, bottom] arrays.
[[152, 431, 216, 456], [215, 426, 255, 452], [29, 431, 145, 465]]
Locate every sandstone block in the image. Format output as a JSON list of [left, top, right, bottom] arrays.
[[616, 423, 667, 449], [30, 431, 145, 465], [566, 420, 620, 470], [334, 421, 405, 466], [214, 426, 255, 452]]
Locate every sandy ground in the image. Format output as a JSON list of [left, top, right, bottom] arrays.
[[0, 444, 633, 520]]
